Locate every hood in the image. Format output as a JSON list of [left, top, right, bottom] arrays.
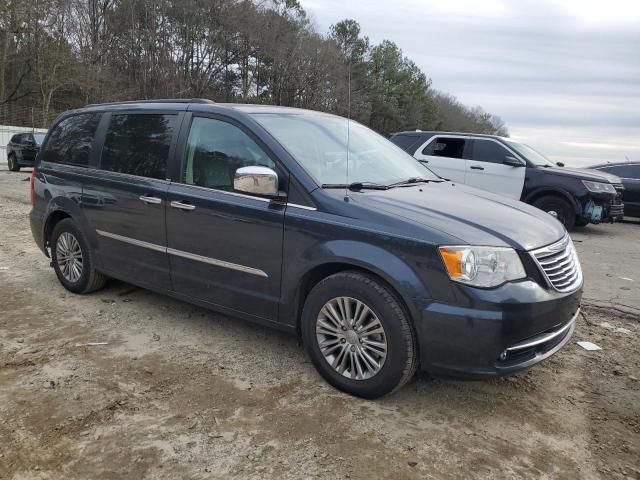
[[347, 182, 565, 251], [539, 165, 621, 183]]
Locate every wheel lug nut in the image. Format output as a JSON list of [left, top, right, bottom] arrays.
[[341, 326, 346, 331], [350, 345, 356, 352], [340, 338, 346, 343]]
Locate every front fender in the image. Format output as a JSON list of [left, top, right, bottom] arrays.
[[280, 238, 432, 328]]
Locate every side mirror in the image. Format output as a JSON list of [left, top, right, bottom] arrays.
[[234, 166, 280, 197], [503, 155, 525, 167], [556, 161, 565, 167]]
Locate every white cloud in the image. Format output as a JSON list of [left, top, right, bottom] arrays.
[[300, 0, 640, 167]]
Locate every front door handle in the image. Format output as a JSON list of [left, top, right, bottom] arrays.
[[139, 195, 162, 205], [170, 200, 196, 211], [470, 165, 485, 171]]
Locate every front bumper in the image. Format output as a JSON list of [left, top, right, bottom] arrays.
[[414, 280, 582, 377], [581, 189, 624, 223]]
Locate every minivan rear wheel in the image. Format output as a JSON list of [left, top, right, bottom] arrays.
[[533, 195, 575, 231], [301, 271, 417, 398], [51, 219, 106, 294]]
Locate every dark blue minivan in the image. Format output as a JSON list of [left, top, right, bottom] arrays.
[[29, 100, 582, 398]]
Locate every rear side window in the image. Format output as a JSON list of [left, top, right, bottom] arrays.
[[42, 113, 101, 166], [100, 114, 177, 180], [422, 137, 466, 159], [182, 117, 275, 191], [471, 139, 511, 164]]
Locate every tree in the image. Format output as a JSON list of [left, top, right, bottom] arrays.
[[0, 1, 508, 138]]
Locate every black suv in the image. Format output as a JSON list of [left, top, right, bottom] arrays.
[[390, 131, 624, 230], [589, 162, 640, 218], [30, 100, 582, 398], [6, 132, 46, 171]]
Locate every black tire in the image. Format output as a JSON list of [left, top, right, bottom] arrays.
[[532, 195, 576, 231], [574, 218, 589, 227], [50, 218, 107, 294], [8, 154, 20, 171], [301, 271, 418, 399]]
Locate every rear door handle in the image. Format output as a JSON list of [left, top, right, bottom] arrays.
[[170, 200, 196, 211], [470, 165, 485, 171], [139, 195, 162, 205]]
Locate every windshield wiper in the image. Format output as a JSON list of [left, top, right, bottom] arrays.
[[387, 177, 435, 187], [322, 182, 389, 191]]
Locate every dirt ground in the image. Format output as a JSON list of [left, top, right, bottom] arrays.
[[0, 165, 638, 480]]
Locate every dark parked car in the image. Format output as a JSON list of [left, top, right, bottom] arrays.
[[389, 131, 624, 230], [6, 131, 46, 171], [29, 100, 582, 398], [589, 162, 640, 218]]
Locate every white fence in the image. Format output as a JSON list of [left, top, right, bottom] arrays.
[[0, 125, 48, 159]]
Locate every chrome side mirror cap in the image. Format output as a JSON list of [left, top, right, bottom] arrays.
[[234, 166, 279, 197]]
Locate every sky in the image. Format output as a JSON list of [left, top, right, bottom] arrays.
[[300, 0, 640, 167]]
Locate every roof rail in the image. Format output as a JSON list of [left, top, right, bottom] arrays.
[[85, 98, 215, 107]]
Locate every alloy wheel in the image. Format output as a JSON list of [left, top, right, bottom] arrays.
[[315, 296, 387, 380], [56, 232, 83, 283]]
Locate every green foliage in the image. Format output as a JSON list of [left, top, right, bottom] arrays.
[[0, 2, 507, 136]]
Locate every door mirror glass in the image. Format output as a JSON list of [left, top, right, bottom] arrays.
[[503, 155, 526, 167], [234, 166, 279, 197]]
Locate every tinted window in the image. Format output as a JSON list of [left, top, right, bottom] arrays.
[[182, 117, 275, 191], [390, 134, 421, 153], [422, 137, 466, 159], [100, 114, 176, 179], [603, 165, 640, 178], [42, 113, 101, 166], [471, 139, 511, 164]]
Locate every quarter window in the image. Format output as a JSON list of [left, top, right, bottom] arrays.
[[41, 113, 101, 166], [422, 137, 466, 159], [100, 114, 177, 179], [182, 117, 275, 191], [471, 139, 511, 164]]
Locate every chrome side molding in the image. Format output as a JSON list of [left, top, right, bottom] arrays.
[[166, 248, 268, 277], [96, 229, 166, 253], [95, 230, 267, 278]]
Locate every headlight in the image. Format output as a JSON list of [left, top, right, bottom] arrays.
[[582, 180, 616, 194], [438, 246, 526, 288]]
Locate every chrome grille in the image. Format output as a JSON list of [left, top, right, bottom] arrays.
[[531, 235, 583, 292]]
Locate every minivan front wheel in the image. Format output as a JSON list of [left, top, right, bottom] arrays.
[[51, 219, 106, 294], [301, 271, 418, 398]]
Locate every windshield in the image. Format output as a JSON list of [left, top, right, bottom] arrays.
[[505, 140, 555, 167], [252, 112, 438, 186], [33, 133, 46, 145]]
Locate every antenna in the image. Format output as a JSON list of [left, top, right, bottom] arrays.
[[344, 57, 352, 202]]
